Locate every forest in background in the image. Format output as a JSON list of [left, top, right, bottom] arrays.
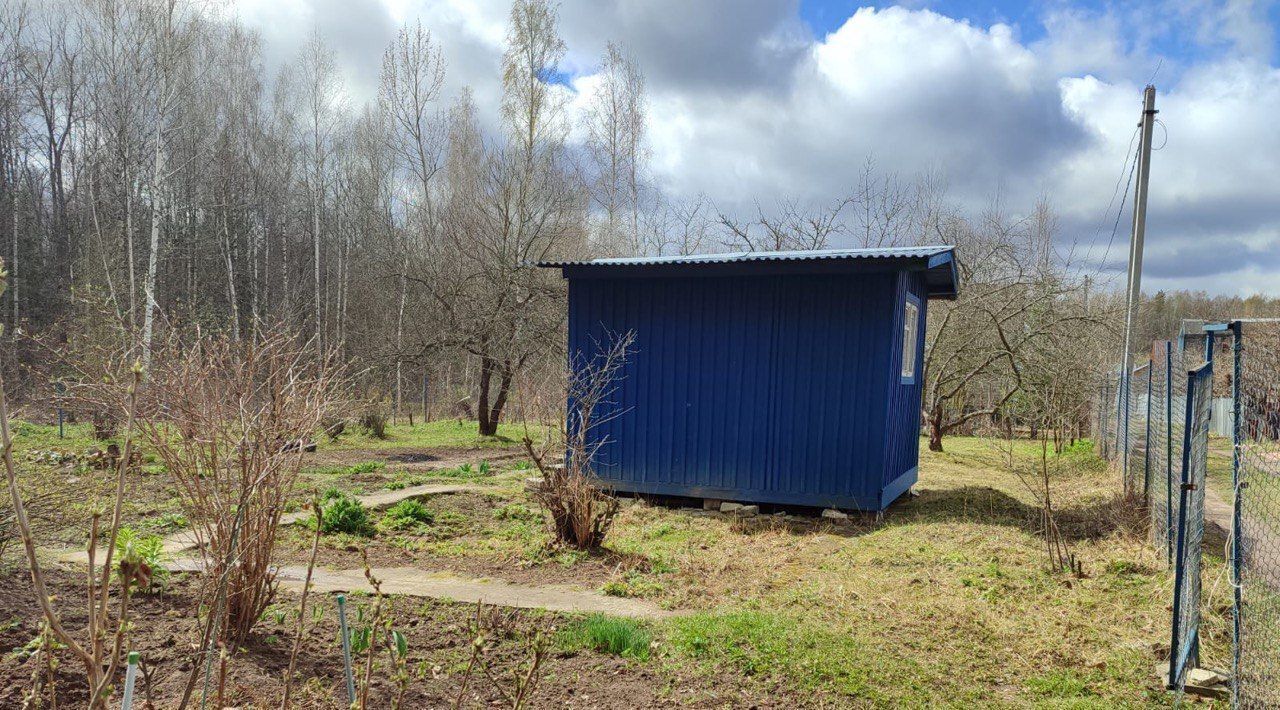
[[0, 0, 1273, 441]]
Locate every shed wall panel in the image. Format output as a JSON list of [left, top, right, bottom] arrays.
[[569, 272, 906, 509]]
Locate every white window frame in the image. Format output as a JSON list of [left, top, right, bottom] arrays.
[[901, 297, 920, 383]]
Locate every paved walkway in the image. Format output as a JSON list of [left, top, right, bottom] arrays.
[[57, 479, 673, 619], [164, 557, 671, 618], [58, 482, 480, 566]]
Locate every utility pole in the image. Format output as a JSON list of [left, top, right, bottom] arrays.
[[1119, 84, 1158, 492]]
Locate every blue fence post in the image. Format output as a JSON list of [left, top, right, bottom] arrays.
[[1231, 321, 1243, 705]]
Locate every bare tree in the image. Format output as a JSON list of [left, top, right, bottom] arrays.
[[296, 29, 344, 350], [922, 198, 1106, 450], [584, 41, 646, 256], [716, 195, 853, 252], [410, 0, 584, 437], [380, 20, 445, 419]]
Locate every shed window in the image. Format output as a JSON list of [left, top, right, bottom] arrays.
[[901, 299, 919, 381]]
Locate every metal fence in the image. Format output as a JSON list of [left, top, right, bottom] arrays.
[[1095, 375, 1119, 461], [1229, 320, 1280, 709], [1124, 362, 1151, 497], [1169, 360, 1213, 689], [1096, 323, 1280, 703], [1148, 341, 1177, 562]]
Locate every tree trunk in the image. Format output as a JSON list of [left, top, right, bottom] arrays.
[[927, 403, 944, 452], [487, 362, 514, 435], [477, 356, 495, 436], [141, 131, 164, 367], [312, 183, 322, 349], [221, 210, 240, 341]]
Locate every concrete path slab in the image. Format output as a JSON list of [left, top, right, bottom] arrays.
[[58, 482, 478, 566], [162, 556, 672, 619]]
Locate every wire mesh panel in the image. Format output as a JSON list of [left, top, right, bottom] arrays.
[[1170, 360, 1213, 691], [1126, 363, 1151, 496], [1234, 321, 1280, 709], [1148, 342, 1175, 562], [1096, 375, 1119, 461]]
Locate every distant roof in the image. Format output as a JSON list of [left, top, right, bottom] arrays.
[[539, 245, 959, 299]]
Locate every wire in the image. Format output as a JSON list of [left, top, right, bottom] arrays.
[[1098, 133, 1142, 271], [1153, 119, 1169, 151]]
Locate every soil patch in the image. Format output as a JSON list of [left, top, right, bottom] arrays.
[[0, 566, 803, 708]]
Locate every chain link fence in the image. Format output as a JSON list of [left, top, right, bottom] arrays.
[[1092, 323, 1280, 702], [1231, 320, 1280, 709], [1095, 375, 1119, 462], [1124, 362, 1151, 497], [1169, 360, 1212, 690], [1148, 341, 1176, 563]]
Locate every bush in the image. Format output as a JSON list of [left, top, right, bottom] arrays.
[[323, 417, 346, 441], [557, 615, 651, 660], [381, 499, 434, 531], [315, 488, 374, 536], [359, 408, 389, 439]]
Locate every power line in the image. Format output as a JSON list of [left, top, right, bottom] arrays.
[[1079, 124, 1140, 279], [1101, 138, 1141, 270]]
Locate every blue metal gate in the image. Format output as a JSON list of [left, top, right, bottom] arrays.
[[1169, 360, 1212, 690]]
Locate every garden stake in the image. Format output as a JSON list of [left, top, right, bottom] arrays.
[[121, 652, 139, 710], [337, 594, 356, 704]]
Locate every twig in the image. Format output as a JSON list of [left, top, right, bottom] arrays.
[[281, 497, 324, 710]]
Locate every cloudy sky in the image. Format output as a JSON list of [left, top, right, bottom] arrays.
[[230, 0, 1280, 296]]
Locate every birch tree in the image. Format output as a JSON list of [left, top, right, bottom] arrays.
[[379, 20, 445, 418], [140, 0, 195, 366], [584, 41, 646, 256], [296, 29, 343, 349]]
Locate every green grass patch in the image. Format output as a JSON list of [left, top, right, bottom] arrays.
[[380, 499, 435, 531], [323, 419, 532, 451], [666, 611, 876, 698], [311, 460, 385, 476], [558, 615, 652, 660]]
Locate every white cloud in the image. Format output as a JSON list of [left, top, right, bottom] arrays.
[[231, 0, 1280, 296]]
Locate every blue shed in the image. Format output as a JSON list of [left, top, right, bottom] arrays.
[[539, 245, 959, 512]]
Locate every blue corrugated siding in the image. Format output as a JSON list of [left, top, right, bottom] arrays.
[[880, 272, 927, 506], [569, 269, 923, 510]]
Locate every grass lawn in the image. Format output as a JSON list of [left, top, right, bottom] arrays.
[[559, 436, 1228, 707], [2, 422, 1232, 707], [280, 433, 1229, 707], [321, 418, 535, 451]]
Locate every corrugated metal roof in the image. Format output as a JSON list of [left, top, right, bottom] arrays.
[[538, 244, 953, 268]]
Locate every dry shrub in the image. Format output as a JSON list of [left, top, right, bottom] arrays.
[[138, 327, 346, 649], [525, 331, 633, 550], [359, 403, 390, 439]]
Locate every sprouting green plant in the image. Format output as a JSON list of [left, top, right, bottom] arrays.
[[511, 460, 533, 471], [457, 463, 473, 475], [309, 488, 374, 537], [142, 511, 188, 534], [381, 499, 434, 531], [386, 481, 406, 491], [478, 460, 491, 475], [114, 526, 168, 593]]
